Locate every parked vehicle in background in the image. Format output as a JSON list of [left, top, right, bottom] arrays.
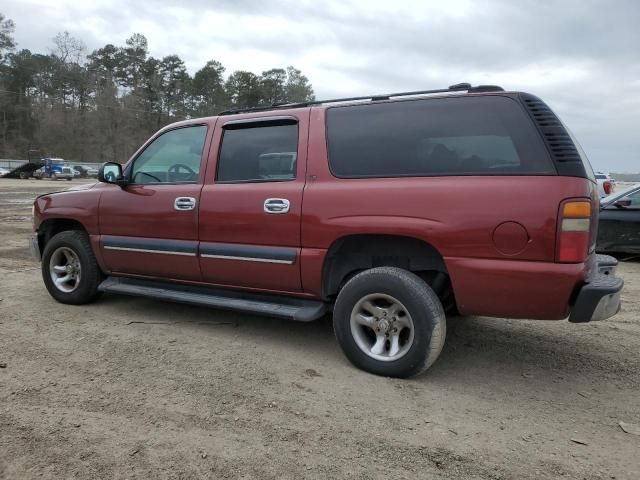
[[0, 167, 10, 177], [85, 167, 99, 177], [32, 158, 67, 180], [595, 172, 614, 197], [597, 184, 640, 254], [34, 164, 74, 180], [56, 166, 75, 180], [30, 83, 624, 377], [72, 165, 88, 178]]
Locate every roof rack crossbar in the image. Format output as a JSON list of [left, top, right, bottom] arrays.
[[218, 83, 502, 115]]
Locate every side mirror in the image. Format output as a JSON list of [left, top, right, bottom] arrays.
[[98, 162, 125, 186], [614, 198, 632, 208]]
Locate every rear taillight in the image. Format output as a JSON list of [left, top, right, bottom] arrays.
[[557, 200, 591, 263], [603, 181, 612, 195]]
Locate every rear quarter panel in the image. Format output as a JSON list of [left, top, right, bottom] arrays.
[[301, 106, 595, 319]]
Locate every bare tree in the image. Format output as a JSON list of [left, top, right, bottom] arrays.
[[53, 31, 86, 65]]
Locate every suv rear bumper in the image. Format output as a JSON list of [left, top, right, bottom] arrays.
[[568, 254, 623, 323], [445, 255, 623, 320]]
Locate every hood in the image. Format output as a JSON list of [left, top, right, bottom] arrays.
[[65, 182, 98, 192], [35, 181, 98, 200]]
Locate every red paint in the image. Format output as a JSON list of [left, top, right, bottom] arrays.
[[99, 183, 202, 281], [492, 222, 529, 255], [33, 100, 599, 321], [197, 109, 309, 291], [444, 257, 584, 319]]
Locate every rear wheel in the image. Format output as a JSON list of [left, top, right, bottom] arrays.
[[41, 230, 103, 304], [333, 267, 446, 378]]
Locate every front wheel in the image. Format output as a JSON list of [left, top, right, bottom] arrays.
[[333, 267, 446, 378], [41, 230, 103, 304]]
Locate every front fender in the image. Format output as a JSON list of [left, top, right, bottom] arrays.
[[35, 189, 101, 234]]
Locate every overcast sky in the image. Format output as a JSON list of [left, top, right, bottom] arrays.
[[3, 0, 639, 171]]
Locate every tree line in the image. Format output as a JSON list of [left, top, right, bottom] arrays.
[[0, 12, 315, 163]]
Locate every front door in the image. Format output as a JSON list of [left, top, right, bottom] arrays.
[[99, 124, 211, 282], [198, 112, 309, 292]]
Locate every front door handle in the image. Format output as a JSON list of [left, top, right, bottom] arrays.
[[174, 197, 196, 211], [264, 198, 290, 214]]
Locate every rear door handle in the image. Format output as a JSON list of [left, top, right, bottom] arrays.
[[264, 198, 290, 214], [174, 197, 196, 211]]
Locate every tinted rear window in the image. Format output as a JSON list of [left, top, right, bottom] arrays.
[[217, 124, 298, 183], [326, 96, 555, 178]]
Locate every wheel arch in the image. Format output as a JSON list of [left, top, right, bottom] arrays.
[[321, 234, 453, 305], [38, 218, 89, 252]]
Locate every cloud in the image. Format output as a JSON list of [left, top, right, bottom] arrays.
[[3, 0, 639, 170]]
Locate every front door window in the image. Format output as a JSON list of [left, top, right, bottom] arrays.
[[131, 125, 207, 184]]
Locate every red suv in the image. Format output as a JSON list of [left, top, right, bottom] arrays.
[[31, 83, 623, 377]]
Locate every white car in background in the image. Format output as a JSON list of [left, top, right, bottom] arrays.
[[0, 167, 10, 177], [595, 172, 614, 198]]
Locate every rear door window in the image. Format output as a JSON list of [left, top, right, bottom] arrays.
[[326, 96, 555, 178], [216, 123, 298, 183]]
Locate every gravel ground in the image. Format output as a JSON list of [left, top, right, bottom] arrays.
[[0, 178, 639, 479]]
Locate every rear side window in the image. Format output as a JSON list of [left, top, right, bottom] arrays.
[[326, 96, 555, 178], [217, 124, 298, 182]]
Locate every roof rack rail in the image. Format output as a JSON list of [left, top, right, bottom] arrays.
[[218, 83, 504, 115]]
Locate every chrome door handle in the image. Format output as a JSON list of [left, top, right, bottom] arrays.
[[264, 198, 290, 214], [174, 197, 196, 211]]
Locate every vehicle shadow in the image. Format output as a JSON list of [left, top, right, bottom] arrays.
[[98, 295, 638, 388], [431, 315, 637, 382]]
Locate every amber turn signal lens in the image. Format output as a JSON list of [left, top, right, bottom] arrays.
[[562, 201, 591, 218]]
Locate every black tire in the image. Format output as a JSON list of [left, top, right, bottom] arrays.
[[333, 267, 446, 378], [41, 230, 103, 305]]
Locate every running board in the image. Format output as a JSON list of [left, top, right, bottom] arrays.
[[98, 277, 328, 322]]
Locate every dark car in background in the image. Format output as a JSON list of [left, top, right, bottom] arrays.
[[597, 184, 640, 254], [72, 165, 88, 178]]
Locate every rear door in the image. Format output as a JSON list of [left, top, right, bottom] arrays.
[[198, 112, 309, 292], [99, 123, 212, 281]]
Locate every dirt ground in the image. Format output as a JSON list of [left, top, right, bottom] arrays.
[[1, 177, 639, 480]]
